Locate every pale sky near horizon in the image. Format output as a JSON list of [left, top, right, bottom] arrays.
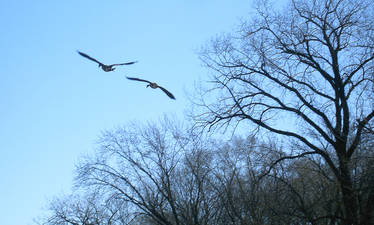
[[0, 1, 260, 224]]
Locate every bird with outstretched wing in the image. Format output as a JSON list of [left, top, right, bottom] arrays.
[[126, 76, 176, 100], [78, 51, 137, 72]]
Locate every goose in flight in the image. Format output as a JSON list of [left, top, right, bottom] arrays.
[[126, 77, 176, 100], [77, 51, 137, 72]]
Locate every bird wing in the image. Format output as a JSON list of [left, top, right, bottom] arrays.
[[158, 86, 176, 100], [111, 61, 138, 66], [77, 51, 103, 65], [126, 76, 152, 84]]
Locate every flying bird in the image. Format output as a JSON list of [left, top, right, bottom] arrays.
[[77, 51, 137, 72], [126, 76, 176, 100]]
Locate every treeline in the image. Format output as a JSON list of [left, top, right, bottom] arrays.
[[37, 117, 374, 225]]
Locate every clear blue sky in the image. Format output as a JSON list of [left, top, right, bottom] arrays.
[[0, 1, 253, 224]]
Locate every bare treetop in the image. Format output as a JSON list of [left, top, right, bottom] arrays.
[[198, 0, 374, 143], [196, 0, 374, 224]]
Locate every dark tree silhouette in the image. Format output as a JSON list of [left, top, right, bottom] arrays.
[[196, 0, 374, 224], [37, 125, 374, 224], [73, 118, 220, 225], [36, 192, 132, 225]]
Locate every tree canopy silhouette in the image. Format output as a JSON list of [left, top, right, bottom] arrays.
[[196, 0, 374, 224]]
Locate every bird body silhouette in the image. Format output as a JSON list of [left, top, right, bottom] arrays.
[[126, 77, 176, 100], [78, 51, 137, 72]]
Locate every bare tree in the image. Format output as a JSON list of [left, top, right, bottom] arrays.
[[37, 191, 130, 225], [74, 118, 221, 225], [196, 0, 374, 224], [173, 145, 219, 225], [209, 136, 338, 225], [211, 136, 270, 225], [37, 123, 374, 224]]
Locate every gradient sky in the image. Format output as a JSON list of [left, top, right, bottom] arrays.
[[0, 1, 255, 224]]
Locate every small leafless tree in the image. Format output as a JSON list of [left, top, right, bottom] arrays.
[[74, 118, 221, 225], [37, 191, 130, 225], [210, 136, 270, 225], [196, 0, 374, 224]]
